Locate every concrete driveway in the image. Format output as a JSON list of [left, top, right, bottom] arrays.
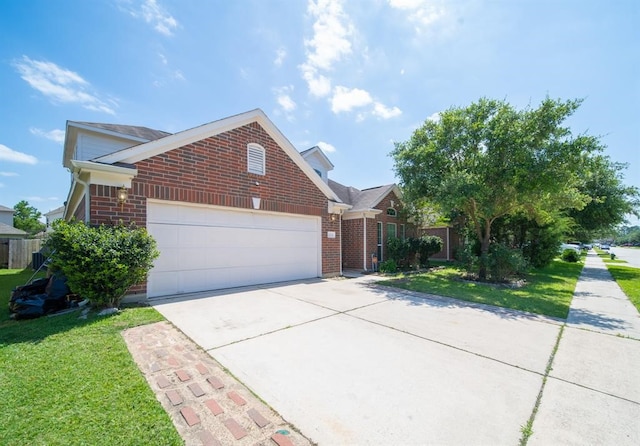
[[153, 276, 565, 445]]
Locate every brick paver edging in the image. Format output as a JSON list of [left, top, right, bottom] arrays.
[[122, 321, 310, 446]]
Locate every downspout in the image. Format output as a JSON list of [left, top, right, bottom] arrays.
[[447, 227, 451, 261], [363, 216, 367, 271], [73, 171, 90, 223], [339, 214, 343, 276]]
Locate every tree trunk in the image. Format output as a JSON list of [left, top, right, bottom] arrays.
[[478, 221, 492, 281]]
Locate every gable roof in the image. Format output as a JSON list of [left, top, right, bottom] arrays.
[[329, 180, 401, 211], [300, 146, 334, 170], [88, 109, 342, 204], [73, 122, 171, 141], [0, 222, 26, 238]]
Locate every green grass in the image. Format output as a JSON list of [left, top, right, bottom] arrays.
[[0, 269, 182, 446], [594, 248, 628, 264], [604, 264, 640, 313], [378, 260, 583, 319]]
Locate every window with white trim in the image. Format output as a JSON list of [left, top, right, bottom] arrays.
[[386, 208, 397, 217], [247, 143, 265, 175]]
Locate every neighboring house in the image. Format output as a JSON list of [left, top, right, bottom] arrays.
[[44, 205, 65, 232], [0, 205, 27, 239], [300, 147, 418, 271], [62, 110, 350, 299]]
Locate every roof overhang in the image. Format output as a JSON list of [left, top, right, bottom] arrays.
[[342, 208, 383, 220], [328, 201, 352, 215], [70, 160, 138, 187]]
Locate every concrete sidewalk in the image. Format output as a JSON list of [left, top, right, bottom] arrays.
[[529, 252, 640, 445]]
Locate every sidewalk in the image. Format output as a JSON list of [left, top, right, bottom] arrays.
[[530, 252, 640, 445]]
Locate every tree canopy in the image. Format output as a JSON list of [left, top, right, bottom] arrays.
[[13, 200, 46, 236], [391, 97, 606, 279]]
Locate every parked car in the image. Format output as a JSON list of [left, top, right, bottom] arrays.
[[560, 243, 581, 254], [600, 244, 610, 250]]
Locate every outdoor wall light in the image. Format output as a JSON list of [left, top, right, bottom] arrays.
[[331, 213, 337, 221], [117, 186, 128, 211]]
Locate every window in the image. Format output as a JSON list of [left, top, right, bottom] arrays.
[[314, 168, 323, 177], [400, 224, 406, 240], [386, 222, 397, 239], [247, 143, 265, 175], [386, 208, 397, 217]]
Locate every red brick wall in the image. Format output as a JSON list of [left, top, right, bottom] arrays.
[[342, 218, 363, 269], [421, 226, 460, 260], [88, 122, 340, 293]]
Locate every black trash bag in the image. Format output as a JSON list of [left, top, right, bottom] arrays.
[[9, 273, 71, 319]]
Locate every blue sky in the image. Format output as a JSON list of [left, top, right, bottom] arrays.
[[1, 0, 638, 224]]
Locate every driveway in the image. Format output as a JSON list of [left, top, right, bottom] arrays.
[[153, 276, 564, 445]]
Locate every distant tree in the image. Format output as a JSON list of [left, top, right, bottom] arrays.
[[568, 156, 639, 240], [392, 97, 599, 280], [13, 200, 46, 236]]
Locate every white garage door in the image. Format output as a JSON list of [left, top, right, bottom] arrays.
[[147, 200, 321, 298]]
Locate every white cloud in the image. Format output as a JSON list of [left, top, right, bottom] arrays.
[[0, 172, 19, 177], [140, 0, 178, 36], [274, 86, 297, 112], [0, 144, 38, 164], [30, 127, 65, 144], [427, 111, 441, 122], [13, 56, 117, 114], [274, 47, 287, 66], [300, 64, 332, 97], [300, 0, 354, 97], [158, 52, 168, 65], [331, 86, 373, 113], [316, 141, 336, 153], [372, 102, 402, 119], [388, 0, 447, 33]]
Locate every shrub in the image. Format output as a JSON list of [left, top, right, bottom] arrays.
[[561, 249, 580, 263], [44, 220, 159, 308], [379, 259, 398, 274], [487, 243, 528, 282], [416, 235, 443, 267], [386, 237, 411, 267], [456, 243, 479, 275]]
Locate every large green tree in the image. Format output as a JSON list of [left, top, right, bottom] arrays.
[[392, 97, 599, 279], [13, 200, 46, 236]]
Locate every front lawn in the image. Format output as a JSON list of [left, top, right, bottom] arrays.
[[604, 264, 640, 313], [378, 260, 583, 319], [0, 269, 182, 446]]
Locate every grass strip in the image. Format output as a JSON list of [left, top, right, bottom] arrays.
[[604, 264, 640, 313], [0, 269, 182, 446], [378, 260, 583, 319]]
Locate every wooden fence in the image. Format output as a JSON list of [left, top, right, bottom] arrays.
[[0, 238, 43, 269]]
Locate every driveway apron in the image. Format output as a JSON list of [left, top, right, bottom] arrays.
[[154, 276, 563, 445], [529, 252, 640, 445]]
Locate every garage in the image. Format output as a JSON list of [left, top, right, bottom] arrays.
[[146, 200, 321, 298]]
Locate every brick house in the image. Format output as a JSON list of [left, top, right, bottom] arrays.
[[63, 110, 352, 298], [61, 109, 424, 299]]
